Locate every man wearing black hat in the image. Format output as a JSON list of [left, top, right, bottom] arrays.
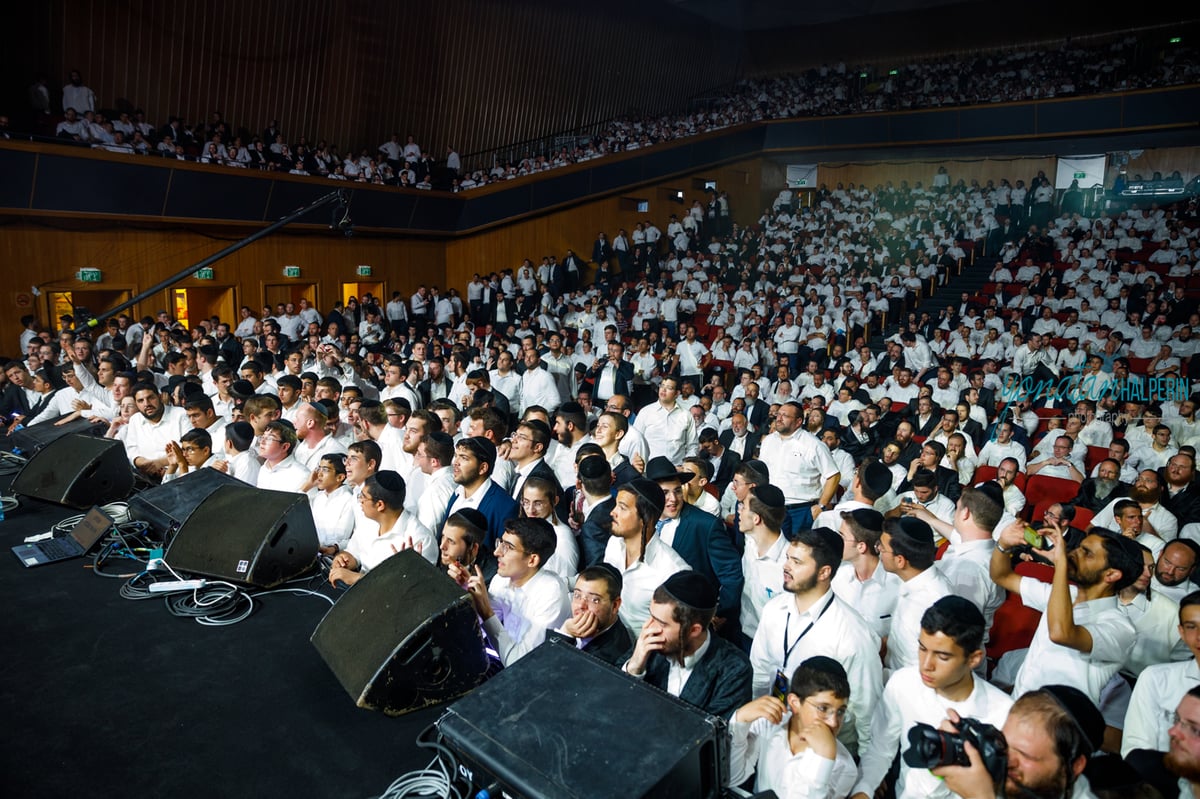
[[604, 477, 691, 634], [548, 563, 632, 666], [879, 516, 953, 674], [576, 455, 616, 569], [445, 436, 519, 549], [832, 507, 898, 641], [645, 456, 744, 638], [623, 570, 752, 719], [935, 684, 1105, 799], [738, 484, 788, 647]]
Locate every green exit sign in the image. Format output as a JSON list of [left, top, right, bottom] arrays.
[[194, 267, 214, 280], [283, 265, 301, 278], [77, 268, 102, 283], [357, 265, 372, 277], [797, 179, 808, 186], [1074, 171, 1086, 179]]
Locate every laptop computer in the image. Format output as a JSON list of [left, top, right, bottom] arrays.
[[12, 506, 115, 567]]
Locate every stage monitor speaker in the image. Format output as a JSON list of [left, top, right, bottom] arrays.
[[165, 484, 319, 588], [128, 468, 245, 536], [11, 416, 108, 454], [311, 550, 489, 716], [12, 434, 134, 509], [437, 637, 729, 799]]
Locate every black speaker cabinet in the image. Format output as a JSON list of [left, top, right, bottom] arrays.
[[128, 468, 245, 536], [165, 484, 319, 588], [311, 549, 490, 716], [12, 434, 134, 509], [437, 638, 729, 799], [11, 416, 108, 454]]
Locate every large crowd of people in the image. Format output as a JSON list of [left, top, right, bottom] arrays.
[[5, 162, 1200, 797], [9, 34, 1199, 192]]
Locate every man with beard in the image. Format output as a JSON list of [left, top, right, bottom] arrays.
[[750, 527, 883, 757], [991, 521, 1141, 705], [1152, 540, 1200, 605], [125, 381, 190, 478], [1071, 458, 1129, 512], [1165, 686, 1200, 798], [934, 685, 1106, 799], [623, 571, 752, 719], [1163, 453, 1200, 524], [1092, 469, 1179, 542]]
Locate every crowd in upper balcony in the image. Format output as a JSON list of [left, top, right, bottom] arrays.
[[5, 35, 1198, 192]]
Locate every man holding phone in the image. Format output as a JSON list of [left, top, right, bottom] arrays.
[[990, 520, 1142, 704]]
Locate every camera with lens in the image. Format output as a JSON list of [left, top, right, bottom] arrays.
[[903, 716, 1008, 785]]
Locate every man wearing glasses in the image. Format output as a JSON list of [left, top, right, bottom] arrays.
[[549, 563, 632, 666], [255, 420, 310, 493], [455, 517, 570, 667]]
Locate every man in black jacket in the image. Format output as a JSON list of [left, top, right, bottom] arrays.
[[549, 564, 632, 666], [622, 571, 752, 720]]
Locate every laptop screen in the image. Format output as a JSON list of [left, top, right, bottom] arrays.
[[70, 507, 114, 550]]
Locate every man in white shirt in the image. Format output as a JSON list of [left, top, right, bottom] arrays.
[[738, 484, 789, 645], [851, 597, 1013, 799], [255, 421, 311, 493], [291, 401, 347, 470], [991, 521, 1141, 704], [603, 478, 691, 635], [832, 506, 899, 640], [412, 432, 458, 537], [758, 400, 841, 536], [632, 375, 697, 465], [328, 470, 437, 587], [517, 349, 562, 416], [125, 381, 191, 479], [880, 516, 953, 673], [457, 517, 570, 667], [1123, 593, 1200, 755], [750, 526, 883, 757]]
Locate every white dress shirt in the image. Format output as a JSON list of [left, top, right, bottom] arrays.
[[124, 405, 191, 465], [632, 401, 697, 464], [604, 534, 691, 635], [309, 485, 357, 549], [750, 590, 883, 755], [1123, 659, 1200, 755], [885, 565, 954, 672], [853, 667, 1014, 799], [832, 560, 900, 640], [1012, 578, 1137, 704], [728, 715, 858, 799], [740, 533, 788, 639], [344, 510, 436, 572], [758, 430, 840, 505], [482, 568, 571, 666]]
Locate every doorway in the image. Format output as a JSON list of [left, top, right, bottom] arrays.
[[172, 286, 236, 330], [47, 288, 133, 327], [342, 282, 384, 308]]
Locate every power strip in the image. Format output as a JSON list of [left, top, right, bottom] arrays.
[[148, 579, 207, 593]]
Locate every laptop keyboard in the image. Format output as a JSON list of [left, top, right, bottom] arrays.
[[39, 537, 81, 560]]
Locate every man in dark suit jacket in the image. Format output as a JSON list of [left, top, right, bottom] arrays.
[[719, 416, 760, 462], [0, 361, 36, 421], [1162, 454, 1200, 524], [418, 357, 454, 407], [897, 440, 962, 502], [621, 571, 752, 720], [1069, 459, 1129, 512], [585, 341, 635, 403], [644, 457, 744, 637], [442, 436, 518, 548], [744, 391, 772, 433], [699, 428, 741, 495], [574, 455, 616, 569], [547, 563, 632, 666]]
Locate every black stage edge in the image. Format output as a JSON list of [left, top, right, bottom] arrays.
[[0, 491, 436, 797]]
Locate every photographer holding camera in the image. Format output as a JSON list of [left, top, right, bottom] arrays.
[[851, 596, 1012, 799], [931, 684, 1105, 799]]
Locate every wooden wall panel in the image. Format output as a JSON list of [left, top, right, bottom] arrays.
[[0, 225, 444, 345], [1116, 146, 1200, 183], [12, 0, 740, 164]]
